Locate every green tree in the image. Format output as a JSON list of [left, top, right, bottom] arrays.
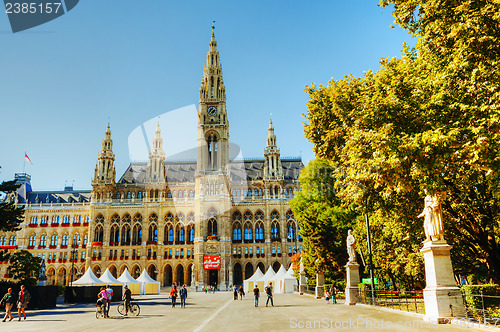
[[0, 166, 24, 232], [289, 159, 357, 280], [6, 250, 42, 286], [303, 0, 500, 284]]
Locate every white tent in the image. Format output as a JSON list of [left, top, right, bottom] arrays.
[[277, 267, 297, 293], [270, 265, 287, 293], [261, 266, 277, 284], [243, 267, 265, 293], [72, 267, 104, 286], [117, 268, 142, 295], [99, 268, 123, 285], [136, 269, 160, 295]]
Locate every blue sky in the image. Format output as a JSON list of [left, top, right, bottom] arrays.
[[0, 0, 414, 191]]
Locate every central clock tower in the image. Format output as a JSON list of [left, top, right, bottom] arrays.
[[194, 24, 232, 289]]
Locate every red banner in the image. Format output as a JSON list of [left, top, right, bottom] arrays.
[[204, 255, 220, 269]]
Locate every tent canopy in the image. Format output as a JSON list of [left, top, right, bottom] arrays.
[[260, 266, 277, 282], [99, 268, 123, 285], [117, 268, 141, 284], [136, 269, 160, 284], [72, 267, 103, 286], [246, 268, 264, 282]]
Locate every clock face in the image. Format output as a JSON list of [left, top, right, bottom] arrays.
[[207, 106, 217, 116]]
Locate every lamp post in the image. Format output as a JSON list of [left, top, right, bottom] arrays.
[[70, 248, 78, 287], [365, 213, 375, 305]]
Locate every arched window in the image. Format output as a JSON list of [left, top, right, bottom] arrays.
[[29, 234, 36, 247], [132, 224, 142, 245], [148, 224, 158, 242], [62, 234, 69, 246], [138, 191, 142, 199], [207, 132, 218, 170], [255, 222, 264, 241], [232, 222, 242, 242], [168, 227, 174, 242], [110, 224, 119, 244], [208, 218, 217, 237], [50, 234, 58, 246], [94, 225, 103, 242], [9, 236, 16, 246], [244, 223, 253, 242], [189, 227, 195, 242], [73, 233, 80, 246], [40, 234, 47, 247], [121, 224, 131, 245], [271, 221, 280, 241], [167, 191, 172, 198]]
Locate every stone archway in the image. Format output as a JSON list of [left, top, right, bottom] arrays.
[[163, 264, 172, 286], [233, 263, 243, 286], [175, 264, 184, 286], [147, 264, 158, 281], [47, 267, 56, 286], [119, 264, 129, 276], [57, 267, 67, 286], [131, 264, 141, 278], [109, 265, 118, 278], [92, 265, 101, 278], [186, 264, 193, 286], [244, 262, 254, 280], [257, 262, 265, 274], [272, 261, 280, 273]]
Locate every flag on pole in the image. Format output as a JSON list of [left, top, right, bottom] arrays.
[[24, 153, 33, 165]]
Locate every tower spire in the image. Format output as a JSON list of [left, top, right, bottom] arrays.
[[146, 123, 166, 182], [92, 124, 116, 184], [264, 120, 283, 181]]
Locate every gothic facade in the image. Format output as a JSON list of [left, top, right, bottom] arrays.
[[1, 30, 303, 288]]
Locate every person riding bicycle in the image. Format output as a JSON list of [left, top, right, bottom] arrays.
[[122, 285, 132, 316]]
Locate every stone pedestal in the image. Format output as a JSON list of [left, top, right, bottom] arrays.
[[421, 241, 464, 323], [315, 273, 325, 299], [299, 271, 307, 295], [345, 263, 360, 305]]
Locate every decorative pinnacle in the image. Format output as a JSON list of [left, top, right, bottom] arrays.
[[212, 21, 215, 36]]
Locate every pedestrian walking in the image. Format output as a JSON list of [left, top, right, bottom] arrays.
[[265, 282, 274, 307], [330, 286, 337, 304], [105, 285, 113, 317], [1, 288, 15, 322], [325, 290, 330, 304], [17, 285, 30, 321], [233, 285, 238, 300], [238, 286, 245, 300], [253, 284, 260, 307], [170, 285, 178, 308], [179, 284, 188, 308]]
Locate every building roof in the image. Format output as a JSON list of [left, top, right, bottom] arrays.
[[118, 158, 303, 185]]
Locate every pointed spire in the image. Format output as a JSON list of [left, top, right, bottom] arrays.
[[200, 23, 225, 101], [93, 124, 115, 185]]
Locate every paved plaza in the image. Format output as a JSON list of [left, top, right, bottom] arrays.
[[0, 291, 486, 332]]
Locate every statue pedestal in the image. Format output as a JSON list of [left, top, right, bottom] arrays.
[[345, 263, 360, 305], [299, 271, 306, 295], [315, 273, 325, 299], [421, 241, 464, 323]]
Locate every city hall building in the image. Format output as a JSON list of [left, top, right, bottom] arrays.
[[1, 30, 303, 289]]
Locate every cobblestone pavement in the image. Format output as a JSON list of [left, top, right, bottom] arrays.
[[0, 291, 486, 332]]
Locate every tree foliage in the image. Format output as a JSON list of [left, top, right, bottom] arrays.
[[289, 159, 357, 280], [6, 250, 42, 286], [0, 166, 24, 232], [302, 0, 500, 285]]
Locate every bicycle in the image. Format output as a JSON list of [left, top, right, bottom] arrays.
[[96, 300, 108, 319], [117, 299, 140, 316]]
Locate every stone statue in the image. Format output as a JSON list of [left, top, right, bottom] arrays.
[[418, 192, 444, 241], [346, 230, 356, 263]]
